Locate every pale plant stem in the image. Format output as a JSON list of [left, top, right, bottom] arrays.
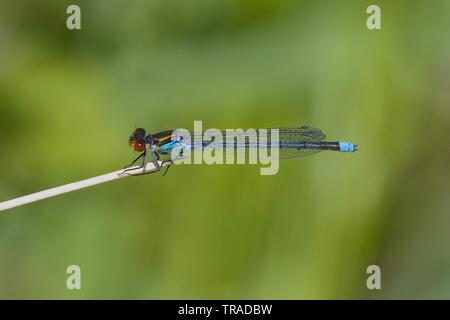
[[0, 161, 166, 213]]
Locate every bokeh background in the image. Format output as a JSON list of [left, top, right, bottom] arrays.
[[0, 0, 449, 299]]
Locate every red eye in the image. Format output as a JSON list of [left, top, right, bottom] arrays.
[[132, 141, 145, 152]]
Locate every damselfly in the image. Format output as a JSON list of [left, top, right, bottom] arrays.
[[123, 125, 358, 176]]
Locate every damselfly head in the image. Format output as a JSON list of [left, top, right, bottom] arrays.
[[129, 128, 147, 152]]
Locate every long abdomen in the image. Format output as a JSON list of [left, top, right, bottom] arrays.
[[280, 141, 357, 152]]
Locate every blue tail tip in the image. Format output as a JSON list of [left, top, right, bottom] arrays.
[[339, 142, 358, 152]]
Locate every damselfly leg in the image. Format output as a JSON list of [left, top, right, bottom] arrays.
[[161, 148, 184, 176], [119, 149, 164, 176], [123, 152, 145, 169], [119, 150, 149, 175], [118, 152, 145, 176]]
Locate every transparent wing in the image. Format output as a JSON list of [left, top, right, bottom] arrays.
[[166, 125, 327, 160], [185, 125, 325, 142], [277, 146, 322, 159], [263, 125, 326, 159], [277, 125, 326, 142]]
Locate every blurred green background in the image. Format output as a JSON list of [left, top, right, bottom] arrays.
[[0, 0, 449, 299]]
